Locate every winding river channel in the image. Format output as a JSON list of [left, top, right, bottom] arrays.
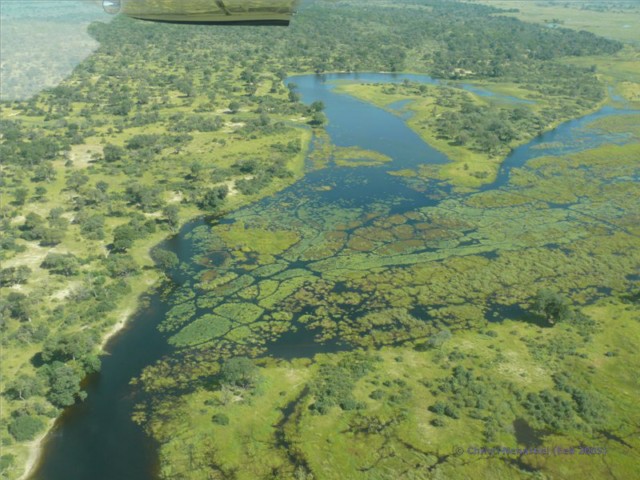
[[30, 73, 636, 479]]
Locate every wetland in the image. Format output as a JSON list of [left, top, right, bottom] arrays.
[[1, 1, 639, 479], [30, 71, 640, 480]]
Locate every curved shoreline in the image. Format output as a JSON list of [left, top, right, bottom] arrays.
[[16, 303, 144, 480]]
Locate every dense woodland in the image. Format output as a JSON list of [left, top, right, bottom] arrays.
[[0, 1, 637, 479]]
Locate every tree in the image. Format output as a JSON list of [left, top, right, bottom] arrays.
[[198, 185, 228, 210], [425, 329, 452, 350], [228, 101, 241, 114], [6, 375, 45, 401], [42, 331, 95, 363], [112, 224, 137, 252], [532, 289, 572, 324], [104, 253, 139, 278], [163, 205, 180, 232], [96, 180, 109, 193], [309, 112, 327, 126], [0, 266, 31, 286], [66, 171, 89, 192], [212, 413, 230, 425], [151, 248, 179, 271], [220, 357, 259, 389], [20, 212, 46, 240], [44, 361, 86, 407], [13, 187, 29, 206], [2, 292, 31, 321], [310, 100, 325, 112], [39, 227, 66, 246], [41, 253, 80, 276], [32, 162, 56, 182], [79, 214, 105, 240]]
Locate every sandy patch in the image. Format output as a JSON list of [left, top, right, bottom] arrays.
[[16, 419, 55, 480], [99, 307, 134, 351], [67, 144, 103, 168], [2, 243, 58, 270], [167, 191, 184, 204], [50, 280, 80, 301], [222, 121, 246, 133]]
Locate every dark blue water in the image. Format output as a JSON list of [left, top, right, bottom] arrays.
[[30, 72, 636, 480]]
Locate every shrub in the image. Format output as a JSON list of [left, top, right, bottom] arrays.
[[212, 413, 230, 425], [8, 415, 45, 441]]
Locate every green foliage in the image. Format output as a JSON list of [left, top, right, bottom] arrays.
[[159, 300, 196, 333], [219, 357, 260, 389], [112, 224, 137, 252], [0, 454, 15, 473], [168, 314, 231, 347], [212, 413, 230, 425], [42, 331, 96, 363], [532, 289, 572, 323], [198, 185, 228, 210], [309, 353, 377, 415], [1, 292, 31, 321], [523, 390, 576, 431], [7, 415, 45, 442], [65, 171, 89, 192], [41, 253, 80, 276], [125, 134, 162, 151], [213, 303, 264, 324], [162, 205, 180, 232], [309, 111, 326, 126], [0, 266, 31, 287], [42, 361, 87, 407], [1, 0, 636, 475], [103, 253, 139, 278], [228, 101, 241, 114], [423, 329, 452, 350], [124, 183, 164, 211], [151, 248, 179, 271], [5, 375, 45, 401], [79, 214, 105, 240], [103, 143, 125, 163]]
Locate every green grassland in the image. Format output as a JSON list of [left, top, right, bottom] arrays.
[[469, 0, 640, 45]]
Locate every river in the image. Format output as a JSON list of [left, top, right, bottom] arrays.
[[29, 72, 636, 479]]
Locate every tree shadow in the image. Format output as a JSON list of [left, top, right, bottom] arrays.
[[484, 302, 552, 328]]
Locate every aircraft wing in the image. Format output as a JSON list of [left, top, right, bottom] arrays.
[[104, 0, 298, 25]]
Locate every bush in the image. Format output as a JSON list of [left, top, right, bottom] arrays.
[[0, 454, 16, 473], [212, 413, 230, 425], [41, 253, 80, 276], [369, 389, 384, 400], [8, 415, 45, 441], [431, 417, 446, 427]]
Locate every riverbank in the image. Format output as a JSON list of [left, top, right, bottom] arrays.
[[10, 121, 313, 479]]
